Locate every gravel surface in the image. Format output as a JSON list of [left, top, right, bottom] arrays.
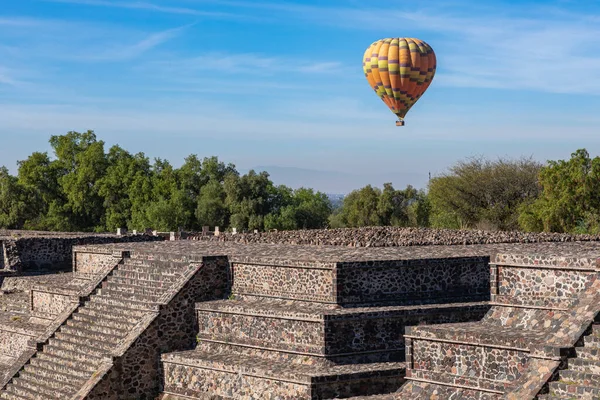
[[194, 227, 600, 247]]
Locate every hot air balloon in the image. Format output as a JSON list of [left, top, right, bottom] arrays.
[[363, 38, 436, 126]]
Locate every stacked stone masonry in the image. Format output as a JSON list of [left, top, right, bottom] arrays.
[[400, 248, 600, 399], [0, 230, 161, 274], [1, 248, 228, 399], [1, 239, 600, 398]]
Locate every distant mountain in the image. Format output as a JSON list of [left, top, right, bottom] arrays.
[[326, 193, 345, 209], [241, 165, 426, 194], [248, 166, 357, 193]]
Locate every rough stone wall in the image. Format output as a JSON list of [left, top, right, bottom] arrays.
[[0, 234, 161, 273], [197, 310, 325, 353], [0, 241, 5, 269], [232, 262, 336, 303], [74, 251, 122, 274], [231, 257, 490, 306], [85, 256, 230, 400], [196, 304, 490, 361], [494, 265, 595, 308], [337, 258, 490, 305], [412, 339, 528, 382], [0, 330, 34, 358], [162, 362, 312, 400], [31, 290, 77, 316], [324, 307, 490, 356]]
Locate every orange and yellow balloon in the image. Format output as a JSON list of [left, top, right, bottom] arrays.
[[363, 38, 436, 126]]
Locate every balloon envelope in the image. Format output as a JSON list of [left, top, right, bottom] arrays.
[[363, 38, 436, 125]]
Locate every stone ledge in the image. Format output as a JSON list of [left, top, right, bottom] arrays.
[[162, 350, 405, 384], [0, 316, 44, 337], [407, 370, 508, 393], [193, 341, 405, 367], [494, 253, 600, 270], [406, 322, 544, 350], [197, 298, 491, 320], [197, 299, 490, 357]]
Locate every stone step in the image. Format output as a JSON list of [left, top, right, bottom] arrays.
[[3, 382, 55, 400], [10, 375, 74, 400], [568, 357, 600, 374], [549, 381, 600, 398], [0, 391, 31, 400], [103, 279, 170, 294], [339, 395, 397, 400], [583, 333, 600, 348], [395, 381, 501, 400], [17, 367, 80, 392], [560, 369, 600, 387], [71, 311, 137, 332], [98, 287, 165, 303], [124, 258, 190, 268], [43, 341, 105, 364], [119, 260, 186, 275], [34, 351, 97, 374], [29, 355, 92, 379], [194, 340, 403, 368], [196, 299, 490, 358], [91, 293, 160, 310], [48, 337, 108, 358], [81, 299, 150, 319], [160, 393, 224, 400], [111, 269, 179, 283], [162, 350, 405, 399], [64, 318, 129, 338], [107, 275, 172, 290], [575, 347, 600, 361]]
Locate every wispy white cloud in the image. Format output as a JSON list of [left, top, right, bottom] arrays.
[[178, 1, 600, 95], [314, 3, 600, 95], [146, 52, 345, 77], [41, 0, 239, 18], [0, 72, 18, 86], [75, 24, 192, 61], [0, 16, 54, 27]]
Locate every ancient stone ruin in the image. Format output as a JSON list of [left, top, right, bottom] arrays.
[[0, 229, 599, 399]]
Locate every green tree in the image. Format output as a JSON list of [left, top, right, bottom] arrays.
[[49, 131, 108, 231], [98, 146, 151, 231], [339, 185, 382, 227], [264, 187, 331, 230], [144, 159, 193, 231], [407, 189, 431, 227], [224, 170, 275, 231], [519, 149, 600, 233], [429, 156, 542, 230], [196, 180, 229, 228], [377, 183, 422, 226], [17, 151, 63, 229], [0, 167, 32, 229]]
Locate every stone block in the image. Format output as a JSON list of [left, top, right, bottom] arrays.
[[161, 350, 405, 400], [196, 299, 489, 360]]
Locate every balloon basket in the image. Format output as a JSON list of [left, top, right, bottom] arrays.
[[396, 120, 405, 127]]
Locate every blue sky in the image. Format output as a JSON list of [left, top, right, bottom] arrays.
[[2, 0, 600, 193]]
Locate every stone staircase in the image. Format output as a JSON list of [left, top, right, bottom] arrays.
[[0, 253, 227, 400], [160, 255, 491, 399], [540, 321, 600, 399], [396, 251, 600, 399]]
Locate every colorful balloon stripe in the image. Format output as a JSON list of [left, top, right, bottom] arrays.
[[363, 38, 436, 124]]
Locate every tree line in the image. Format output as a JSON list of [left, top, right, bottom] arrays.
[[0, 131, 331, 232], [1, 131, 598, 234]]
